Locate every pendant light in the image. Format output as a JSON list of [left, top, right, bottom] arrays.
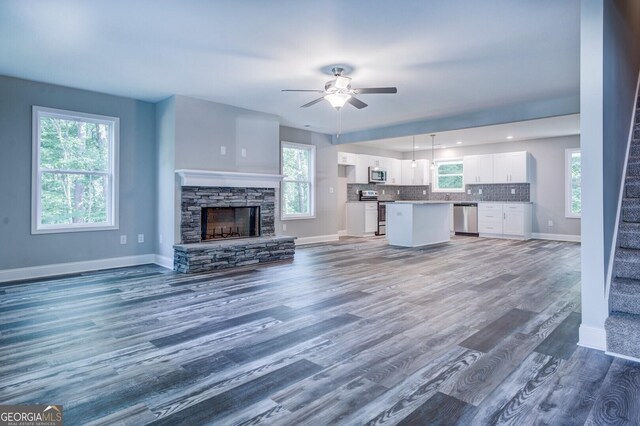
[[411, 135, 417, 168], [430, 134, 436, 171]]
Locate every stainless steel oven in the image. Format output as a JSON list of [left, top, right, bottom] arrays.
[[376, 201, 394, 236]]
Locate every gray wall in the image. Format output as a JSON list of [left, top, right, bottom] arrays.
[[280, 126, 339, 239], [0, 76, 156, 269], [400, 135, 581, 236], [156, 97, 176, 260], [174, 96, 280, 173]]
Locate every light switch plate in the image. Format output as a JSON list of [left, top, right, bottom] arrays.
[[478, 189, 482, 194], [220, 146, 226, 155], [467, 189, 471, 194], [138, 234, 144, 243], [329, 187, 334, 194], [282, 223, 287, 231], [120, 235, 127, 245], [548, 220, 554, 227], [397, 190, 400, 195], [423, 190, 427, 195], [382, 190, 385, 195], [241, 148, 247, 157], [511, 188, 516, 194]]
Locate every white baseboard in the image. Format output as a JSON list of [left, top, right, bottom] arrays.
[[154, 255, 173, 269], [0, 254, 157, 283], [578, 324, 606, 351], [295, 234, 340, 245], [532, 232, 581, 243], [605, 351, 640, 363]]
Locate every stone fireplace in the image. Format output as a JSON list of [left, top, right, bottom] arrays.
[[180, 186, 275, 244], [173, 170, 295, 273]]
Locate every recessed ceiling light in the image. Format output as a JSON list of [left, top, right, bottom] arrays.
[[506, 135, 514, 139], [456, 141, 462, 145]]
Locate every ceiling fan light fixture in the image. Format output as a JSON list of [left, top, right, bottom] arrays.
[[324, 93, 351, 109], [334, 75, 352, 90]]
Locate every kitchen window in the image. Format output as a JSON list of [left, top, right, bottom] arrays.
[[281, 141, 315, 219], [32, 106, 119, 234], [565, 148, 581, 218], [433, 159, 464, 192]]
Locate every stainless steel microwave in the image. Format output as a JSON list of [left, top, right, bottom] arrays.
[[368, 167, 387, 183]]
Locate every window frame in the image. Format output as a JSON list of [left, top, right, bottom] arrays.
[[31, 106, 120, 234], [432, 158, 465, 192], [280, 141, 316, 220], [565, 148, 581, 218]]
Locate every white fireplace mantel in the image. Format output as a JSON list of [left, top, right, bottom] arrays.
[[175, 169, 284, 189]]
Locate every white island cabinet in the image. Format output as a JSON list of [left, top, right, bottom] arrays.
[[386, 201, 452, 247]]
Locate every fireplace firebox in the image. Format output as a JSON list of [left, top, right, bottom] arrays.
[[201, 206, 260, 241]]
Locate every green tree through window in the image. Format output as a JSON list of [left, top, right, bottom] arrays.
[[566, 149, 581, 217], [435, 160, 464, 191], [33, 107, 118, 233], [281, 142, 315, 218]]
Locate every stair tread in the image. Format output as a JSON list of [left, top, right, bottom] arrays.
[[606, 312, 640, 358], [620, 222, 640, 231], [611, 277, 640, 293], [616, 247, 640, 259]]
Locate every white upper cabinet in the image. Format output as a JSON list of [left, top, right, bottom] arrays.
[[493, 151, 530, 183], [400, 159, 430, 185], [337, 151, 356, 165], [463, 155, 493, 184], [386, 158, 402, 185]]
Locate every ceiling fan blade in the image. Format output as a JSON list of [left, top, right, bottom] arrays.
[[282, 89, 325, 92], [347, 97, 368, 109], [354, 87, 398, 94], [300, 97, 325, 108]]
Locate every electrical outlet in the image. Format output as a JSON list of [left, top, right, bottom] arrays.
[[397, 190, 400, 195], [467, 189, 471, 195], [138, 234, 144, 243], [548, 220, 554, 227], [511, 188, 516, 194], [478, 189, 482, 195], [382, 189, 385, 195], [241, 148, 247, 157], [282, 223, 287, 231], [220, 146, 226, 155], [329, 187, 334, 193], [120, 235, 127, 245], [423, 190, 427, 195]]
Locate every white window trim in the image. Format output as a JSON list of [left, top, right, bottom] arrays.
[[281, 141, 316, 220], [565, 148, 581, 218], [432, 158, 465, 193], [32, 106, 120, 234]]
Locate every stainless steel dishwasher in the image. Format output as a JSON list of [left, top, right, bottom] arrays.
[[453, 202, 479, 236]]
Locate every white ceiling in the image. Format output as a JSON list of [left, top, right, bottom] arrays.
[[0, 1, 580, 135], [353, 114, 580, 153]]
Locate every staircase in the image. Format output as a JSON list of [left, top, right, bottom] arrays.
[[606, 96, 640, 360]]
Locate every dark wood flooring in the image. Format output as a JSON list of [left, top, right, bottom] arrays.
[[1, 236, 639, 425]]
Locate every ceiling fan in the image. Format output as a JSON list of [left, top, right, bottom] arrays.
[[282, 67, 398, 110]]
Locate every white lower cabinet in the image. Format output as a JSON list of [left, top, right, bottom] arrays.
[[346, 202, 378, 236], [478, 202, 531, 239]]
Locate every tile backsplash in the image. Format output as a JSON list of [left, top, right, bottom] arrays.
[[347, 183, 530, 202]]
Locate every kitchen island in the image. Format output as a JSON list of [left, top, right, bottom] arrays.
[[386, 201, 452, 247]]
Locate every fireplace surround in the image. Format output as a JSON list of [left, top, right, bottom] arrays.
[[173, 170, 295, 273]]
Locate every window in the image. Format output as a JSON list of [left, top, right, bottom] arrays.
[[32, 106, 119, 233], [281, 141, 315, 219], [565, 148, 581, 218], [433, 159, 464, 192]]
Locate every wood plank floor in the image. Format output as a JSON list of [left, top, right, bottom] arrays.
[[1, 236, 639, 425]]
